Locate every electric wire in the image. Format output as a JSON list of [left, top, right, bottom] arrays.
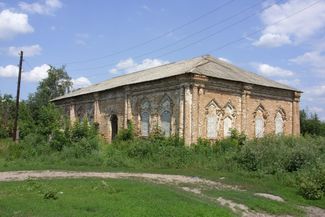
[[80, 0, 320, 78], [68, 0, 278, 73], [61, 0, 236, 65]]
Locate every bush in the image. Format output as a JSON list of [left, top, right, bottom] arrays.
[[297, 165, 325, 200], [116, 121, 134, 141], [235, 146, 259, 171], [49, 130, 70, 151], [284, 150, 311, 172]]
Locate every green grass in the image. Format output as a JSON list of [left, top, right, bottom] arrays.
[[0, 179, 234, 217], [204, 189, 303, 216], [0, 136, 324, 216]]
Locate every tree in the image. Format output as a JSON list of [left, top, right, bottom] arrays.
[[0, 94, 15, 138], [300, 109, 325, 136], [29, 66, 72, 107], [28, 66, 72, 119]]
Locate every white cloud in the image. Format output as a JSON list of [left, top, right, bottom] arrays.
[[218, 57, 231, 63], [0, 9, 33, 40], [290, 51, 325, 74], [72, 76, 91, 89], [305, 85, 325, 97], [19, 0, 62, 15], [254, 0, 325, 47], [0, 65, 18, 77], [22, 64, 50, 82], [253, 33, 291, 47], [0, 64, 50, 82], [276, 78, 300, 86], [7, 44, 42, 57], [255, 63, 295, 77], [110, 58, 169, 74], [0, 63, 92, 90], [303, 85, 325, 120]]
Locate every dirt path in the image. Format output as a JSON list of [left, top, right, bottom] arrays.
[[0, 170, 239, 190], [0, 170, 323, 217]]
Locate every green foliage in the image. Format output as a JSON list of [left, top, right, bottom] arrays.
[[300, 109, 325, 136], [149, 125, 165, 140], [0, 94, 15, 138], [234, 136, 321, 174], [49, 129, 68, 151], [297, 164, 325, 200], [116, 121, 135, 141], [37, 104, 62, 138], [28, 66, 72, 112], [230, 128, 247, 146]]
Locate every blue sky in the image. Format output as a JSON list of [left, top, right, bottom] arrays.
[[1, 0, 325, 119]]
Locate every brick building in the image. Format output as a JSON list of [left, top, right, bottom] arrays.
[[52, 55, 301, 144]]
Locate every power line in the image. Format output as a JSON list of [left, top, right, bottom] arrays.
[[76, 0, 320, 78], [206, 0, 321, 53], [24, 59, 34, 72], [157, 0, 321, 59], [61, 0, 236, 65], [68, 0, 276, 73], [128, 0, 323, 63]]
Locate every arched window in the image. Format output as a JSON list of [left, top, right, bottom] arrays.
[[160, 95, 172, 137], [140, 99, 151, 137], [255, 116, 264, 138], [207, 114, 217, 139], [254, 105, 266, 138], [205, 100, 221, 139], [86, 103, 94, 123], [224, 116, 232, 137], [76, 104, 84, 122], [275, 111, 284, 135], [161, 110, 171, 136], [223, 102, 236, 137], [141, 111, 150, 137]]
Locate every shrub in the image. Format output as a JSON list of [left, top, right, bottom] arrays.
[[284, 150, 311, 172], [297, 165, 325, 200], [230, 129, 247, 146], [235, 145, 259, 171], [116, 121, 134, 141], [49, 129, 70, 151]]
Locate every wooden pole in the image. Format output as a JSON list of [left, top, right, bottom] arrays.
[[13, 51, 23, 142]]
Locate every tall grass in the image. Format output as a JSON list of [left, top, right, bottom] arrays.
[[1, 126, 324, 200]]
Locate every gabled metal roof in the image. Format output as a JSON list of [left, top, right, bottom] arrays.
[[52, 55, 299, 101]]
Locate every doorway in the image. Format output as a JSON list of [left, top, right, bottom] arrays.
[[110, 114, 118, 140]]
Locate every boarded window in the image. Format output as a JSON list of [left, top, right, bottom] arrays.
[[223, 117, 232, 137], [207, 115, 217, 139], [161, 110, 171, 137], [255, 117, 264, 138], [86, 103, 94, 123], [141, 111, 149, 137], [275, 112, 284, 135], [140, 99, 151, 137]]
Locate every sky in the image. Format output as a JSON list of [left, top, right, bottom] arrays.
[[0, 0, 325, 119]]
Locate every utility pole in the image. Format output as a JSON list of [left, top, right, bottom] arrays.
[[13, 51, 23, 142]]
